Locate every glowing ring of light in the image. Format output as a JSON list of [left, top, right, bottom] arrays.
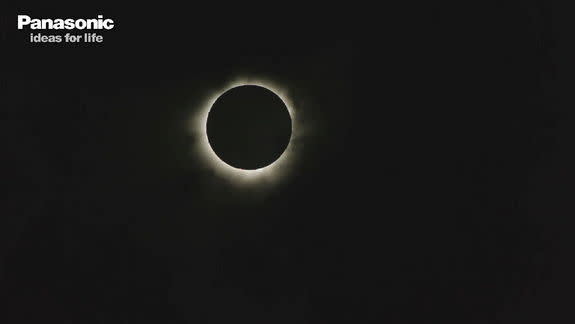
[[190, 78, 299, 185]]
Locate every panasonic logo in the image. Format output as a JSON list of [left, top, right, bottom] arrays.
[[17, 15, 115, 30]]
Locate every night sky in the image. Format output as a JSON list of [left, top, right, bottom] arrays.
[[2, 3, 574, 323]]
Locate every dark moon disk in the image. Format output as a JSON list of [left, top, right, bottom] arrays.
[[206, 85, 292, 170]]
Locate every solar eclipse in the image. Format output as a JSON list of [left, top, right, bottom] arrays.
[[190, 79, 299, 185], [206, 85, 292, 170]]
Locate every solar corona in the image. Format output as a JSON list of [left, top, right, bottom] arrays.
[[190, 78, 299, 185]]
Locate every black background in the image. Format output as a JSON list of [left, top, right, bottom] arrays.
[[1, 2, 574, 323]]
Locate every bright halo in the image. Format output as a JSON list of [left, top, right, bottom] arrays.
[[189, 77, 299, 185]]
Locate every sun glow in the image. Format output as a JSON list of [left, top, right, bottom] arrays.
[[189, 77, 300, 185]]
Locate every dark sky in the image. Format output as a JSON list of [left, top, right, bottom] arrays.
[[1, 2, 574, 323]]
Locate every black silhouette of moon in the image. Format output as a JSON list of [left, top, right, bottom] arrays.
[[206, 85, 292, 170]]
